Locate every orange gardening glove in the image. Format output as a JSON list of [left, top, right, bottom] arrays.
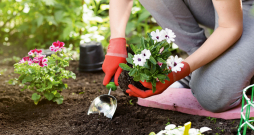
[[126, 61, 190, 98], [102, 38, 127, 86]]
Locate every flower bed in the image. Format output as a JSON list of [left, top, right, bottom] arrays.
[[0, 60, 252, 134]]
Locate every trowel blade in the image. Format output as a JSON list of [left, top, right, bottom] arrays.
[[87, 94, 117, 119]]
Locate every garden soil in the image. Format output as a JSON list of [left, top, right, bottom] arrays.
[[0, 60, 253, 135]]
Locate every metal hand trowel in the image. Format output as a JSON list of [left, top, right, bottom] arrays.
[[87, 76, 117, 119]]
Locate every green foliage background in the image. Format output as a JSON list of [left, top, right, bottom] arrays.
[[0, 0, 160, 51], [1, 0, 253, 52]]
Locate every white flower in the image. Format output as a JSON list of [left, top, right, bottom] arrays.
[[151, 29, 165, 42], [141, 49, 151, 60], [133, 54, 146, 66], [165, 124, 176, 130], [166, 129, 182, 135], [189, 128, 200, 135], [162, 28, 176, 44], [156, 122, 211, 135], [166, 55, 184, 73], [156, 130, 167, 135], [200, 127, 212, 133]]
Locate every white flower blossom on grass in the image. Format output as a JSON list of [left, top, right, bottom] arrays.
[[141, 49, 151, 60], [162, 28, 176, 44], [151, 29, 165, 42], [166, 55, 184, 73], [133, 54, 146, 66]]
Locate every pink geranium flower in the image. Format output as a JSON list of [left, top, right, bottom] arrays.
[[38, 58, 48, 67], [28, 49, 42, 56], [19, 56, 33, 65], [33, 54, 46, 63], [50, 41, 65, 52]]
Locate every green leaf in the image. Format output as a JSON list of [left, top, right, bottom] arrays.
[[54, 93, 61, 98], [18, 74, 26, 81], [22, 75, 33, 84], [133, 75, 141, 82], [141, 37, 146, 49], [126, 22, 135, 35], [119, 63, 132, 71], [126, 57, 133, 64], [140, 73, 150, 82], [42, 0, 56, 6], [128, 53, 134, 58], [143, 61, 150, 69], [144, 40, 149, 48], [62, 17, 73, 25], [68, 72, 76, 79], [165, 76, 170, 81], [62, 26, 73, 39], [151, 81, 156, 93], [157, 58, 166, 63], [44, 92, 54, 101], [75, 21, 85, 29], [37, 13, 44, 27], [149, 56, 157, 65], [161, 46, 169, 54], [151, 64, 156, 74], [149, 132, 156, 135], [130, 44, 137, 54], [64, 84, 68, 89], [54, 67, 61, 72], [31, 93, 41, 105], [53, 97, 63, 104], [156, 74, 167, 82], [54, 10, 64, 22], [21, 85, 27, 92], [48, 77, 54, 82], [58, 83, 67, 89], [37, 87, 45, 92], [138, 10, 150, 22], [52, 90, 57, 95], [129, 68, 137, 76], [46, 16, 57, 26]]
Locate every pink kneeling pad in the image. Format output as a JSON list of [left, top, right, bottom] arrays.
[[137, 88, 254, 119]]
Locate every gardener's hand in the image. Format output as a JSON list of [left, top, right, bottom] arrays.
[[102, 38, 127, 86], [126, 61, 190, 98]]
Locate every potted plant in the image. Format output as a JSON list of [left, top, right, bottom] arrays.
[[118, 28, 183, 93]]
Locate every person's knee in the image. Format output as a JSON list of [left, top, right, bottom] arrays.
[[200, 97, 241, 113], [191, 81, 241, 113]]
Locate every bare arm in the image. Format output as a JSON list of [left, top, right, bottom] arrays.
[[109, 0, 133, 39], [184, 0, 243, 72]]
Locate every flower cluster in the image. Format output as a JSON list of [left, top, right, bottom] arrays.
[[50, 40, 65, 52], [166, 55, 184, 73], [13, 41, 76, 105], [120, 28, 182, 92], [20, 49, 48, 67], [152, 122, 211, 135], [133, 49, 151, 66], [19, 41, 65, 67], [151, 28, 176, 44]]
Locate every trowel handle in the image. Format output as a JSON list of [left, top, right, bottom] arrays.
[[106, 75, 117, 91]]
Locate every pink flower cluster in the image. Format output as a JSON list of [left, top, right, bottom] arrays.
[[28, 49, 42, 56], [50, 41, 65, 52], [19, 41, 65, 67], [19, 49, 48, 67]]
